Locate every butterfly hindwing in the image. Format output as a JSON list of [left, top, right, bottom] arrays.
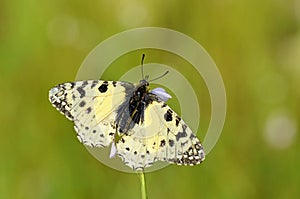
[[49, 80, 135, 147], [115, 100, 205, 170]]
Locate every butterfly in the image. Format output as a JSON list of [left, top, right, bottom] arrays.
[[49, 55, 205, 170]]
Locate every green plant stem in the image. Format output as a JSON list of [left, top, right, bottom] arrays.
[[139, 171, 148, 199]]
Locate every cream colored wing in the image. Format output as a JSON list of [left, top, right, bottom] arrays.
[[116, 100, 205, 170], [49, 80, 135, 147]]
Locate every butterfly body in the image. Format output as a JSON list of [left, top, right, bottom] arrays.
[[49, 79, 205, 170]]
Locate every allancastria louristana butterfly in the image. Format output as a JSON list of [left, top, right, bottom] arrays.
[[49, 55, 205, 170]]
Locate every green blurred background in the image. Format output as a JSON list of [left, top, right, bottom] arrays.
[[1, 0, 300, 198]]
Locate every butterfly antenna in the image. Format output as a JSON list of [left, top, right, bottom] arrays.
[[141, 54, 145, 79], [148, 70, 169, 82]]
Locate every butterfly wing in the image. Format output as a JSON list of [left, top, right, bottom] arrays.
[[49, 80, 205, 170], [49, 80, 135, 147], [115, 99, 205, 170]]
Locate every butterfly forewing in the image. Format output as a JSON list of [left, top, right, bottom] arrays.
[[49, 80, 135, 147]]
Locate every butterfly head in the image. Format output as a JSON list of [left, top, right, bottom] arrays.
[[138, 54, 170, 101], [139, 79, 149, 87]]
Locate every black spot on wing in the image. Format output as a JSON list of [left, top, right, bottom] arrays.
[[77, 87, 85, 98], [91, 80, 99, 89], [79, 101, 86, 107], [98, 81, 108, 93], [176, 124, 188, 141], [190, 133, 196, 139], [86, 107, 92, 114], [160, 139, 166, 147], [175, 115, 181, 126], [169, 139, 174, 147], [82, 80, 88, 88], [164, 109, 173, 122]]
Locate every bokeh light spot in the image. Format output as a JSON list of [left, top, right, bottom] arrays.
[[263, 110, 297, 149]]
